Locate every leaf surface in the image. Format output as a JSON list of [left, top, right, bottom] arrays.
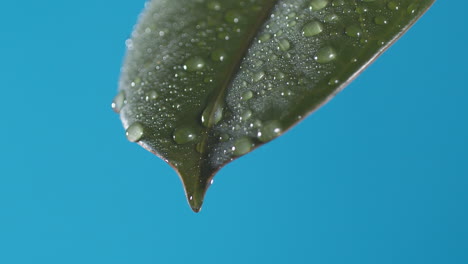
[[114, 0, 435, 212]]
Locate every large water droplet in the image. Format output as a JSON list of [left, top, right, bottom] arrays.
[[309, 0, 329, 11], [253, 71, 265, 82], [126, 122, 145, 142], [184, 57, 205, 71], [345, 24, 362, 38], [240, 110, 252, 121], [173, 126, 197, 144], [201, 103, 224, 128], [112, 91, 126, 113], [145, 90, 158, 101], [241, 91, 253, 101], [257, 120, 282, 142], [275, 71, 285, 80], [278, 38, 291, 51], [232, 137, 254, 156], [324, 13, 339, 22], [314, 46, 337, 63], [302, 21, 323, 37], [258, 33, 271, 43]]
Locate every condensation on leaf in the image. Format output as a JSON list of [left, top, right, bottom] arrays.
[[114, 0, 435, 212]]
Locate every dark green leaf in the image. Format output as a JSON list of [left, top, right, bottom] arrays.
[[113, 0, 435, 212]]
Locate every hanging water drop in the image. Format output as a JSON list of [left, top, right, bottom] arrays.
[[126, 122, 145, 142], [112, 91, 126, 113]]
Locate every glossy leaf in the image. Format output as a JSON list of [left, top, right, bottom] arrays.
[[114, 0, 435, 212]]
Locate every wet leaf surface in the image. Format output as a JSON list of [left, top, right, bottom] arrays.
[[114, 0, 435, 212]]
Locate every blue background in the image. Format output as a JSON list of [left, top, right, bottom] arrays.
[[1, 1, 467, 263]]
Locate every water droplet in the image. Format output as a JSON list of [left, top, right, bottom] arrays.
[[275, 71, 285, 80], [328, 78, 340, 86], [253, 71, 265, 82], [207, 1, 221, 11], [309, 0, 329, 11], [184, 57, 205, 71], [314, 46, 337, 64], [407, 3, 418, 15], [345, 24, 362, 38], [280, 89, 293, 96], [241, 90, 253, 101], [217, 32, 230, 40], [240, 110, 252, 121], [253, 59, 264, 68], [211, 49, 227, 62], [332, 0, 344, 7], [126, 122, 145, 142], [145, 90, 158, 101], [257, 120, 282, 142], [225, 10, 242, 24], [278, 38, 291, 51], [374, 16, 388, 25], [302, 21, 323, 37], [173, 126, 197, 144], [258, 33, 271, 43], [204, 77, 214, 83], [324, 13, 339, 22], [387, 1, 399, 11], [201, 103, 224, 128], [219, 133, 230, 142], [112, 91, 126, 113], [196, 142, 206, 154], [232, 137, 254, 156], [355, 6, 368, 14]]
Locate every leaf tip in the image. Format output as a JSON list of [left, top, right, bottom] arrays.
[[188, 196, 203, 213], [178, 169, 213, 213], [185, 186, 206, 213]]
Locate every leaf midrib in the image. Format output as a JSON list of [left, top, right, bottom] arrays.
[[198, 0, 279, 168]]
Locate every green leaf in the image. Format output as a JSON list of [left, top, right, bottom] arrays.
[[114, 0, 435, 212]]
